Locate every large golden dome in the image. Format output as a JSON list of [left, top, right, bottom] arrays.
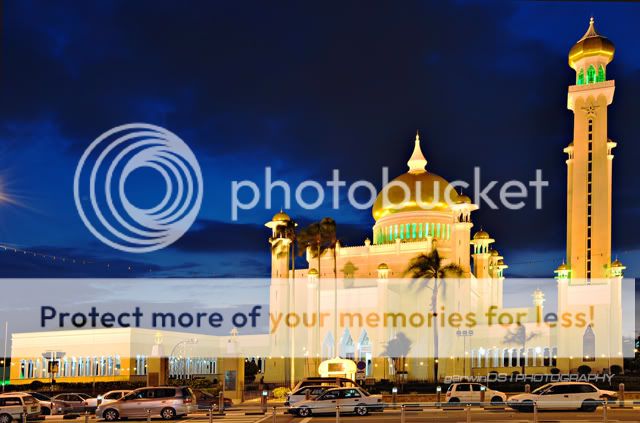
[[372, 171, 459, 220], [568, 18, 615, 69], [372, 133, 459, 220]]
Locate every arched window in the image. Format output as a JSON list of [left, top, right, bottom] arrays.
[[587, 65, 596, 84], [583, 325, 596, 361], [577, 69, 585, 85], [597, 65, 605, 82], [502, 349, 509, 367], [510, 349, 518, 367], [543, 348, 551, 367]]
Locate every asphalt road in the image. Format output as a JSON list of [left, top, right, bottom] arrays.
[[40, 407, 640, 423]]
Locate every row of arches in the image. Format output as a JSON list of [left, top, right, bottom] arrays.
[[470, 347, 558, 369], [374, 222, 451, 244], [577, 65, 605, 85], [19, 356, 124, 379]]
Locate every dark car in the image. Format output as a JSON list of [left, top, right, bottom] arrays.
[[193, 390, 232, 410]]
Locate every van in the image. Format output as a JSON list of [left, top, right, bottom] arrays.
[[96, 387, 195, 421]]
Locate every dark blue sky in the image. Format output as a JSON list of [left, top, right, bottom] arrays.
[[0, 0, 639, 278]]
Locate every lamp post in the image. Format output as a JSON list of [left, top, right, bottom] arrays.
[[2, 322, 7, 392]]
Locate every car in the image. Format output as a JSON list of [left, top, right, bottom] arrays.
[[290, 387, 383, 417], [285, 385, 335, 407], [0, 393, 41, 421], [192, 390, 232, 411], [24, 392, 58, 416], [96, 391, 132, 407], [96, 386, 196, 421], [51, 393, 93, 414], [292, 377, 357, 391], [445, 383, 507, 405], [507, 382, 614, 412], [0, 397, 27, 423]]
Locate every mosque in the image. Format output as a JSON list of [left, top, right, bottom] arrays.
[[8, 18, 628, 389], [262, 17, 626, 383]]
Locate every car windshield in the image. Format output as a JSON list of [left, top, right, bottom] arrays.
[[532, 384, 553, 394], [29, 393, 51, 401]]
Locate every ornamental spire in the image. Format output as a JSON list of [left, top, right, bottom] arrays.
[[407, 130, 427, 174]]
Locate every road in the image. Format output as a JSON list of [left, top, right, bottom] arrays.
[[40, 406, 640, 423]]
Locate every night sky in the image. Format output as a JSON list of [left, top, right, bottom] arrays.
[[0, 0, 639, 279]]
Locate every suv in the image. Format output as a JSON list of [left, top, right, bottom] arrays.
[[96, 387, 195, 421], [0, 393, 41, 421], [446, 383, 506, 405], [508, 382, 615, 411]]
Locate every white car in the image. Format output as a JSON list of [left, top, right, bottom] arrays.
[[508, 382, 614, 412], [445, 383, 506, 404], [0, 393, 41, 421], [290, 387, 383, 417], [285, 385, 335, 407], [96, 391, 132, 407]]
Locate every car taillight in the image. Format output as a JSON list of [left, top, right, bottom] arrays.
[[183, 397, 193, 404], [446, 392, 451, 397]]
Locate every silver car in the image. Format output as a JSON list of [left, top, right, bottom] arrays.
[[96, 387, 195, 421]]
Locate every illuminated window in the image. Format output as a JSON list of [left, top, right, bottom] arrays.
[[597, 65, 605, 82], [411, 223, 417, 239], [587, 65, 596, 84], [577, 68, 585, 85]]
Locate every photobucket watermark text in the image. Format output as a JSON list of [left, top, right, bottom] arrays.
[[231, 167, 549, 220]]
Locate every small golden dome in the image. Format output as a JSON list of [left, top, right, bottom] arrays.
[[496, 259, 505, 266], [611, 259, 623, 268], [473, 230, 490, 240], [556, 262, 569, 272], [308, 268, 318, 276], [272, 210, 291, 222], [568, 18, 615, 69], [490, 249, 499, 257], [377, 263, 389, 270], [456, 194, 472, 204]]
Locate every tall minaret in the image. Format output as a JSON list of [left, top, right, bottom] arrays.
[[565, 18, 616, 280]]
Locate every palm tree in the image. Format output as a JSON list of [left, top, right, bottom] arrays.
[[381, 332, 412, 388], [405, 249, 463, 383], [503, 323, 537, 376], [297, 218, 338, 359]]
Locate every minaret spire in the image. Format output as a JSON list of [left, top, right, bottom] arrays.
[[407, 130, 427, 174]]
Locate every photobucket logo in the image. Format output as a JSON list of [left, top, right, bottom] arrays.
[[231, 167, 548, 220], [74, 123, 203, 253]]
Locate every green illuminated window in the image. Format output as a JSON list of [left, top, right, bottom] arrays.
[[597, 65, 605, 82], [412, 223, 417, 239], [577, 69, 584, 85], [587, 65, 596, 84], [418, 223, 423, 239]]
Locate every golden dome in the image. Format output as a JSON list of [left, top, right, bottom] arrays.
[[372, 171, 459, 220], [272, 210, 291, 222], [611, 259, 623, 268], [473, 230, 490, 240], [308, 268, 318, 276], [377, 263, 389, 270], [490, 249, 499, 257], [556, 262, 569, 272], [568, 18, 615, 69], [496, 259, 505, 266]]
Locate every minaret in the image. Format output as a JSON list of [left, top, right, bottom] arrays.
[[471, 229, 494, 279], [565, 18, 616, 280], [265, 210, 293, 278]]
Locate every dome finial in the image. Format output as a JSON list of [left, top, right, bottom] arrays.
[[407, 131, 427, 174]]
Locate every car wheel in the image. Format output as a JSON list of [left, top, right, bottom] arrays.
[[354, 406, 368, 416], [0, 413, 12, 423], [103, 409, 119, 422], [448, 397, 460, 403], [490, 396, 504, 405], [297, 407, 311, 417], [161, 408, 176, 420], [581, 400, 598, 412], [41, 407, 51, 416]]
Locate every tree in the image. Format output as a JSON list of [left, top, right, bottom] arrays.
[[405, 249, 463, 382], [503, 323, 537, 375], [381, 332, 412, 387], [244, 359, 259, 383]]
